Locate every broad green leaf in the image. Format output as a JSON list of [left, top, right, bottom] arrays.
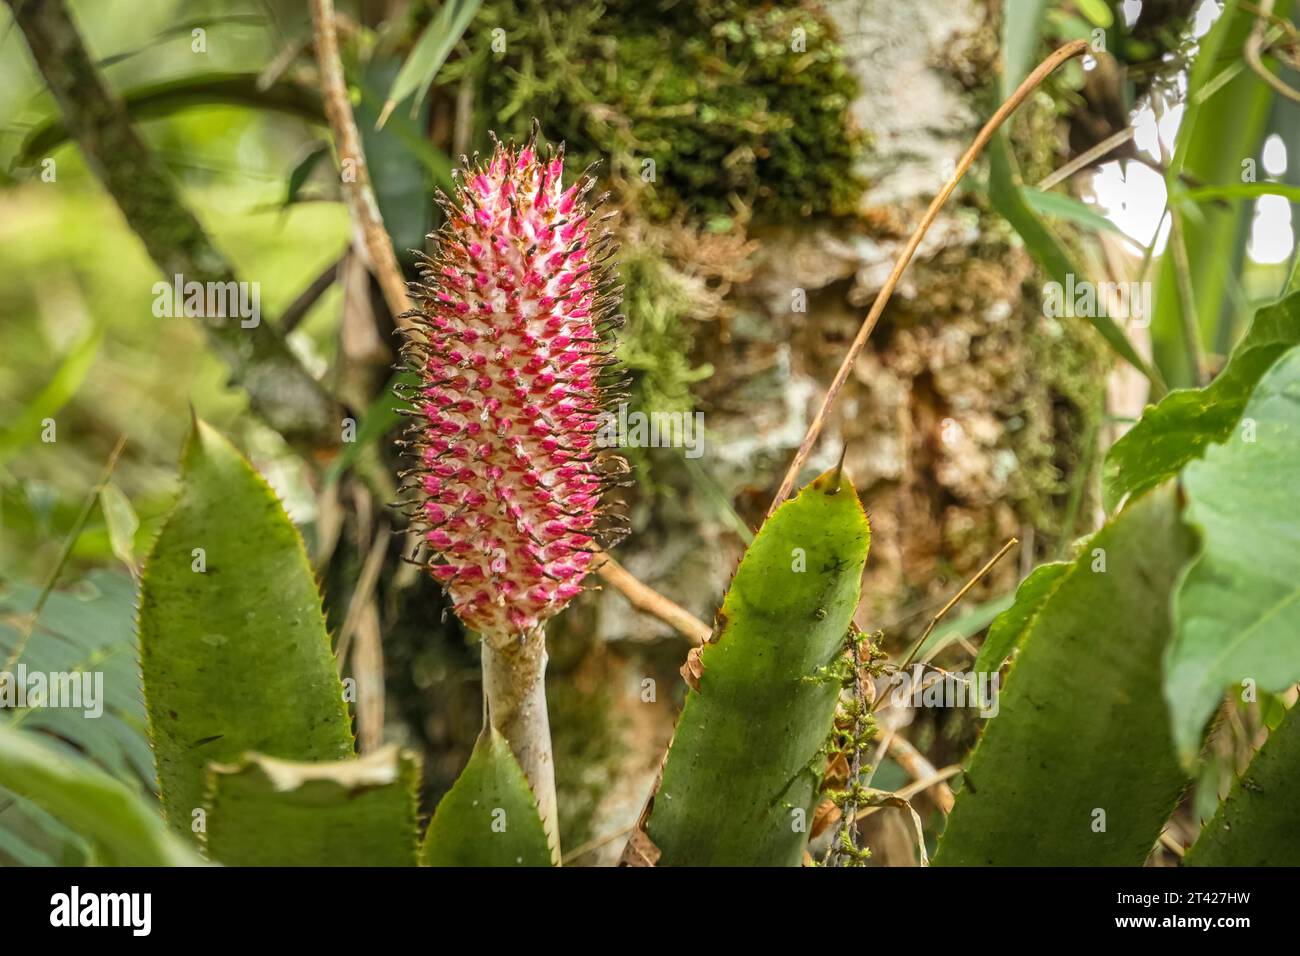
[[283, 143, 329, 208], [1166, 344, 1300, 762], [1261, 691, 1289, 731], [0, 324, 101, 463], [0, 724, 202, 866], [1151, 0, 1289, 387], [139, 420, 353, 839], [204, 746, 420, 866], [359, 57, 437, 265], [379, 0, 483, 128], [1000, 0, 1052, 99], [972, 561, 1069, 673], [1180, 182, 1300, 204], [936, 485, 1195, 865], [1103, 289, 1300, 510], [1187, 704, 1300, 865], [990, 0, 1154, 384], [98, 482, 139, 575], [355, 82, 454, 190], [421, 728, 553, 867], [1075, 0, 1113, 28], [642, 468, 871, 866]]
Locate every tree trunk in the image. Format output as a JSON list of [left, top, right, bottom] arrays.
[[572, 0, 1109, 859]]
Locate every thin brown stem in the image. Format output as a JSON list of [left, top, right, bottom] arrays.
[[308, 0, 413, 324], [852, 765, 963, 822], [1, 437, 126, 679], [767, 40, 1090, 516], [592, 552, 711, 644], [1036, 127, 1135, 191], [893, 537, 1019, 677], [1245, 0, 1300, 104], [886, 734, 955, 814]]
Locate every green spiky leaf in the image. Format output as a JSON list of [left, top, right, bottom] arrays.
[[642, 468, 871, 866], [421, 728, 553, 867], [204, 746, 420, 866], [1187, 705, 1300, 865], [98, 482, 140, 575], [139, 419, 354, 839], [379, 0, 483, 128], [936, 485, 1195, 865]]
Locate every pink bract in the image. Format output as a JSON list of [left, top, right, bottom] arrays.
[[402, 128, 622, 640]]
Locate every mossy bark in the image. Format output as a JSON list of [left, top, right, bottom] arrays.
[[595, 0, 1108, 636], [571, 0, 1110, 852]]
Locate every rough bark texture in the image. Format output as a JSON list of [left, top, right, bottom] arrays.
[[6, 0, 337, 448], [588, 0, 1104, 644]]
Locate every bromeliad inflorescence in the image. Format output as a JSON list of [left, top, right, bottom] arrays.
[[400, 124, 626, 641]]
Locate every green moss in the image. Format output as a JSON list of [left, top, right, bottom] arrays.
[[612, 247, 714, 491], [619, 249, 711, 415], [452, 0, 865, 222]]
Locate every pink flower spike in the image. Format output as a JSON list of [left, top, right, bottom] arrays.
[[401, 124, 624, 640]]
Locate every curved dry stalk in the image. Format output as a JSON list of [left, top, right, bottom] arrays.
[[309, 0, 413, 324], [1245, 0, 1300, 104], [592, 552, 712, 644], [767, 39, 1091, 517]]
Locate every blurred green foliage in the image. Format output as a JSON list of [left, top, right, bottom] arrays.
[[0, 1, 349, 582]]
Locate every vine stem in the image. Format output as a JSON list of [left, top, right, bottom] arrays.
[[823, 634, 868, 867], [767, 39, 1091, 517]]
